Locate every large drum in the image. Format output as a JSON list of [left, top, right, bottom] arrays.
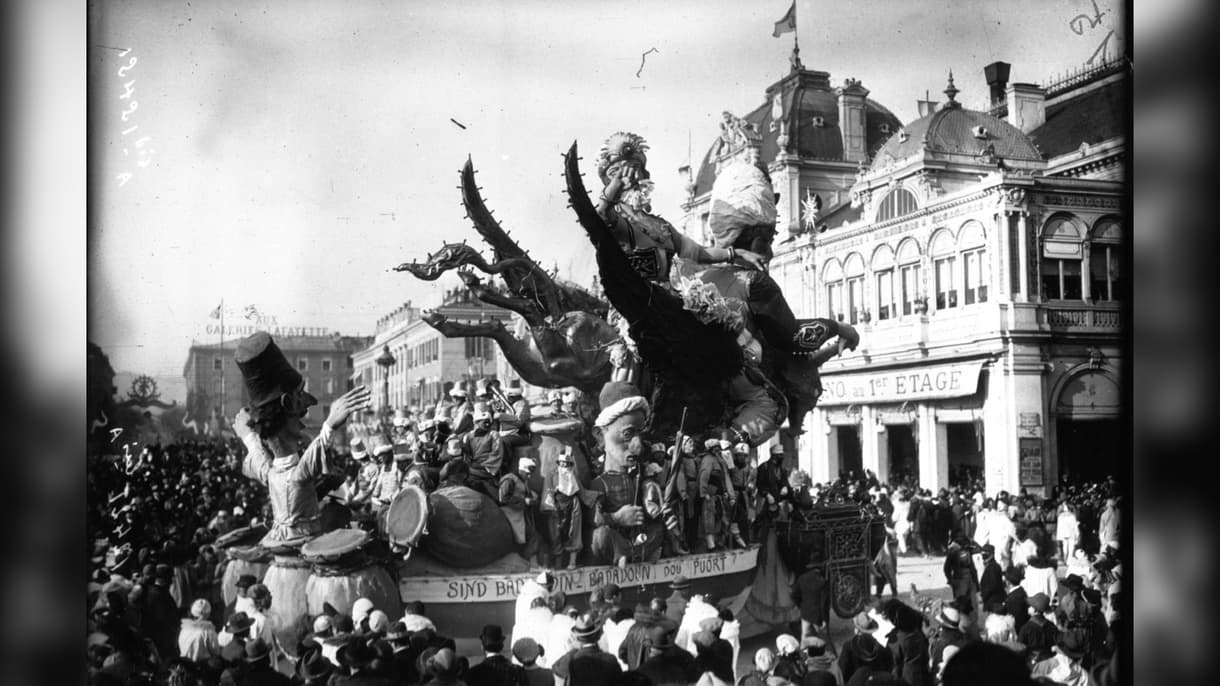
[[384, 485, 429, 555], [420, 485, 516, 568], [261, 552, 313, 656], [214, 526, 269, 606], [302, 528, 401, 620]]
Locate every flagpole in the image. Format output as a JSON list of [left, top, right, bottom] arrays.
[[792, 2, 802, 71], [219, 301, 225, 433]]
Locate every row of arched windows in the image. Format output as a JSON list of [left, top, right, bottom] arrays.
[[818, 213, 1122, 323], [821, 220, 990, 324]]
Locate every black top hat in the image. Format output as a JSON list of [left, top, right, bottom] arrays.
[[479, 625, 506, 649], [236, 574, 258, 589], [234, 332, 303, 408]]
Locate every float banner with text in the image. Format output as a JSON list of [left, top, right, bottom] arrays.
[[818, 360, 985, 405], [400, 547, 758, 603]]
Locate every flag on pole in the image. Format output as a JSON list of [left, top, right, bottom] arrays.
[[772, 1, 796, 37], [209, 300, 223, 319]]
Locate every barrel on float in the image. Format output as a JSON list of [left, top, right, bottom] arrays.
[[220, 545, 272, 605], [261, 552, 313, 656], [302, 528, 401, 620], [214, 526, 269, 606]]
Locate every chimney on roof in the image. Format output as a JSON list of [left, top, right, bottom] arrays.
[[1006, 82, 1047, 133], [836, 78, 870, 163], [984, 61, 1011, 106]]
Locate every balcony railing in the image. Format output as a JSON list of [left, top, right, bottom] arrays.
[[1041, 303, 1121, 331]]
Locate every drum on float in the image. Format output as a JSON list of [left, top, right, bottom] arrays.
[[383, 484, 429, 556], [260, 549, 313, 657], [214, 526, 270, 606], [302, 527, 402, 620]]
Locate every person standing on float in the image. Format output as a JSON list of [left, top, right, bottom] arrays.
[[232, 332, 371, 550]]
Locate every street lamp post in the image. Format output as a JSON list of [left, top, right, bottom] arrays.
[[375, 344, 397, 424]]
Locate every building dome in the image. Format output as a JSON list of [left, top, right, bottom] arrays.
[[870, 74, 1042, 171], [691, 69, 902, 198]]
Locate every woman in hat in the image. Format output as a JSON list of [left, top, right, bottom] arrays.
[[218, 612, 255, 664]]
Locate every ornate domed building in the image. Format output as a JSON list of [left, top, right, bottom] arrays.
[[683, 57, 1126, 496]]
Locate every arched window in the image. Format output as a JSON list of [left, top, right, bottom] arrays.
[[872, 245, 896, 321], [1040, 215, 1084, 300], [844, 253, 866, 324], [1090, 217, 1121, 301], [896, 238, 923, 316], [876, 188, 919, 222], [958, 220, 989, 305], [822, 258, 844, 321], [930, 229, 958, 311]]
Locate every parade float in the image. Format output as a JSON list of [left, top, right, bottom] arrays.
[[381, 126, 885, 639]]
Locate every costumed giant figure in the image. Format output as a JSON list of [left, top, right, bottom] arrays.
[[397, 123, 857, 450]]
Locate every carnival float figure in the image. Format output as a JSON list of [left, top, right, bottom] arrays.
[[398, 126, 857, 449]]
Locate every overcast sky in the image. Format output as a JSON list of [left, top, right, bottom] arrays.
[[88, 0, 1125, 397]]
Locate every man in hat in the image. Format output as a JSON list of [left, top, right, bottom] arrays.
[[233, 332, 371, 550], [497, 379, 532, 440], [219, 612, 255, 663], [979, 543, 1006, 615], [242, 638, 291, 685], [225, 573, 258, 620], [143, 563, 180, 659], [837, 612, 893, 683], [449, 384, 475, 435], [637, 624, 699, 684], [461, 401, 508, 500], [1030, 631, 1091, 685], [697, 436, 737, 552], [791, 563, 830, 648], [369, 436, 404, 511], [542, 449, 584, 569], [1018, 593, 1059, 666], [587, 381, 666, 567], [465, 624, 526, 686], [403, 444, 438, 493], [665, 576, 692, 626], [295, 643, 336, 686], [552, 612, 621, 686], [728, 441, 754, 548], [943, 533, 980, 617], [930, 604, 968, 675], [499, 457, 539, 558]]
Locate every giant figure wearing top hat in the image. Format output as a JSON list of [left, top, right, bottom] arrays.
[[232, 331, 371, 549]]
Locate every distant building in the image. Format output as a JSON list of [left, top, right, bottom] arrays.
[[351, 288, 518, 417], [183, 331, 372, 431], [682, 56, 1126, 496]]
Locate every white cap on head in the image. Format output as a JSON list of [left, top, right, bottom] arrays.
[[519, 457, 537, 471]]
